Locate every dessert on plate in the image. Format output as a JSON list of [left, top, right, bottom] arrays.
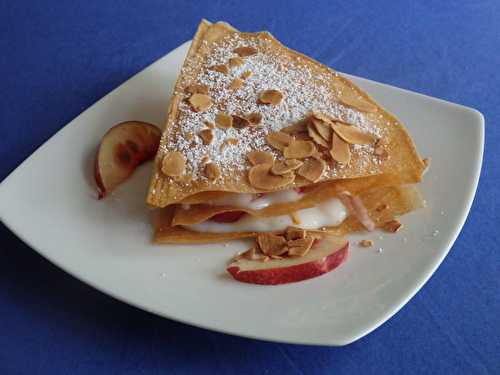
[[96, 20, 427, 285]]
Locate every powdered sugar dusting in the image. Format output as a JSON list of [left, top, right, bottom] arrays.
[[162, 33, 383, 181]]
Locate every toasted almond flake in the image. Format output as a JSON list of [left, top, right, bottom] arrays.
[[359, 239, 374, 248], [198, 129, 213, 145], [161, 151, 186, 177], [229, 77, 244, 90], [261, 256, 270, 262], [287, 236, 314, 257], [285, 226, 306, 241], [290, 212, 301, 225], [297, 157, 325, 182], [232, 115, 251, 129], [307, 124, 329, 147], [185, 132, 194, 141], [185, 83, 208, 95], [234, 46, 258, 57], [240, 70, 253, 80], [270, 255, 284, 260], [329, 133, 351, 164], [259, 89, 284, 105], [235, 247, 267, 261], [257, 233, 288, 255], [248, 163, 295, 190], [228, 57, 244, 68], [204, 121, 215, 129], [271, 159, 303, 175], [332, 123, 377, 144], [374, 144, 388, 158], [312, 111, 338, 124], [201, 155, 210, 164], [338, 91, 378, 113], [283, 140, 316, 159], [204, 162, 221, 181], [188, 93, 212, 112], [215, 112, 233, 129], [383, 220, 403, 233], [210, 64, 229, 74], [312, 118, 333, 140], [220, 138, 239, 151], [281, 119, 309, 134], [376, 204, 388, 212], [266, 131, 294, 151], [246, 112, 262, 125], [247, 151, 274, 166]]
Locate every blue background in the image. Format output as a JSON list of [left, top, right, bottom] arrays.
[[1, 1, 499, 373]]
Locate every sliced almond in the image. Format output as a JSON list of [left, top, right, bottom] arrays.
[[382, 220, 403, 233], [259, 89, 284, 105], [246, 112, 262, 125], [234, 46, 258, 57], [287, 236, 314, 257], [247, 151, 274, 166], [359, 239, 374, 248], [271, 159, 303, 175], [281, 119, 309, 134], [161, 151, 186, 177], [257, 233, 287, 256], [332, 123, 377, 144], [204, 121, 215, 129], [329, 133, 351, 164], [285, 226, 306, 241], [311, 111, 337, 124], [201, 155, 210, 164], [312, 118, 333, 141], [204, 162, 221, 181], [307, 124, 329, 147], [283, 140, 316, 159], [374, 142, 388, 158], [296, 157, 325, 182], [266, 131, 294, 151], [210, 64, 229, 74], [248, 163, 295, 190], [188, 93, 212, 112], [185, 83, 208, 95], [232, 115, 251, 129], [338, 91, 378, 113], [215, 112, 233, 129], [376, 204, 388, 212], [228, 57, 244, 68], [229, 78, 244, 90], [240, 70, 253, 80], [235, 247, 267, 261], [219, 138, 238, 151], [185, 132, 194, 141], [290, 212, 301, 225], [225, 138, 239, 145], [198, 129, 213, 145], [270, 255, 284, 260]]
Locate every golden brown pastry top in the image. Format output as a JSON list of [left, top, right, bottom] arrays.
[[147, 20, 425, 207]]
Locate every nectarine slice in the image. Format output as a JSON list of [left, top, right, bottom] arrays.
[[227, 236, 349, 285], [95, 121, 161, 199]]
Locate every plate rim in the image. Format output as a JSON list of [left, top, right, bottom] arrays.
[[0, 41, 485, 346]]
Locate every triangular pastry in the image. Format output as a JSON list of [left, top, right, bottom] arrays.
[[147, 20, 426, 243]]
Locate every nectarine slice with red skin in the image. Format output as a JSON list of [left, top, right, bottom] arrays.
[[227, 236, 349, 285], [95, 121, 161, 199]]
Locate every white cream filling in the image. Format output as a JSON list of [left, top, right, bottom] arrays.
[[184, 197, 347, 233], [201, 190, 303, 210]]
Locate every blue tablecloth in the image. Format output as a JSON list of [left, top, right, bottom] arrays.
[[1, 1, 498, 373]]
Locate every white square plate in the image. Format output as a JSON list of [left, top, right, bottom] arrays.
[[0, 42, 484, 346]]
